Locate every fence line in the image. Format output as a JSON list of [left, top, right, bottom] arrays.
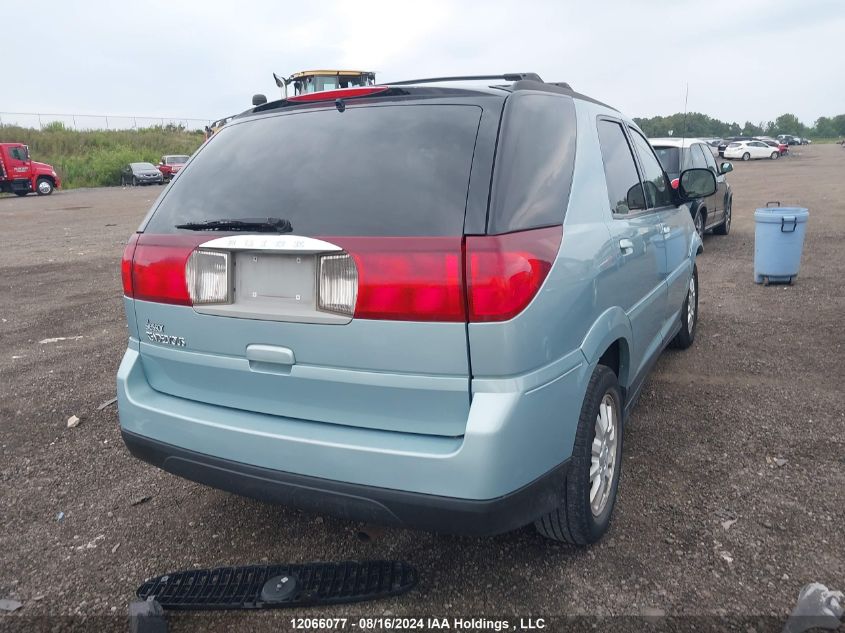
[[0, 111, 212, 131]]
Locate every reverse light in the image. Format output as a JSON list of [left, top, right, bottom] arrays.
[[318, 253, 358, 316], [186, 250, 230, 304]]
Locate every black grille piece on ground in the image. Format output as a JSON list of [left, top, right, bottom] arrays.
[[136, 560, 418, 610]]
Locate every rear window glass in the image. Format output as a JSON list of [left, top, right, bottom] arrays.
[[145, 105, 482, 237], [488, 94, 576, 233], [653, 146, 680, 177]]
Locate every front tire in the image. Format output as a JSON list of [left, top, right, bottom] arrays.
[[535, 365, 623, 545], [742, 152, 751, 161], [670, 264, 698, 349], [132, 176, 139, 186], [36, 178, 54, 195]]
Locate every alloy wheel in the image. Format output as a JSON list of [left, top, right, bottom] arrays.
[[687, 274, 697, 333], [590, 394, 618, 516]]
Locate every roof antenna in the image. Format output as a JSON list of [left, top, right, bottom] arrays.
[[681, 83, 689, 146]]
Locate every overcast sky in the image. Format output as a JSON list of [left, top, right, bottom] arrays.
[[5, 0, 843, 125]]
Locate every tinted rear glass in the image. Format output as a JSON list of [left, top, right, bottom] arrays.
[[488, 94, 576, 233], [145, 105, 482, 237], [653, 146, 680, 177]]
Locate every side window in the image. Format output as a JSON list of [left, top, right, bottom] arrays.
[[698, 144, 719, 173], [689, 144, 709, 169], [596, 119, 645, 216], [488, 94, 577, 233], [9, 147, 26, 161], [628, 129, 674, 209]]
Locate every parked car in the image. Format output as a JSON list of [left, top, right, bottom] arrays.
[[723, 140, 781, 161], [717, 136, 756, 157], [778, 134, 801, 146], [157, 155, 190, 181], [0, 142, 60, 196], [704, 138, 721, 157], [118, 73, 716, 545], [121, 162, 165, 186], [759, 138, 789, 155], [650, 138, 733, 238]]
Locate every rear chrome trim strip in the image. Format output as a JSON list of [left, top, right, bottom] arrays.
[[199, 234, 342, 253]]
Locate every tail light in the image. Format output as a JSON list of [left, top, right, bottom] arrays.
[[123, 227, 561, 323], [123, 234, 206, 305], [329, 237, 465, 321], [465, 226, 562, 322], [121, 233, 139, 296], [670, 178, 680, 190]]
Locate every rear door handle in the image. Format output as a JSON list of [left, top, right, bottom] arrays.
[[619, 238, 634, 255], [246, 344, 295, 375]]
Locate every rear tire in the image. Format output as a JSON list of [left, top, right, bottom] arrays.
[[534, 365, 623, 545], [770, 152, 779, 160], [670, 264, 698, 349], [714, 198, 731, 235], [742, 152, 751, 161]]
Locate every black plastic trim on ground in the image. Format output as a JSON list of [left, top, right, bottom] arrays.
[[137, 561, 417, 610]]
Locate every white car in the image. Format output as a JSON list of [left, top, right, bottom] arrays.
[[724, 140, 780, 161]]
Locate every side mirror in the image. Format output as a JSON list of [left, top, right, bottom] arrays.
[[678, 168, 716, 200], [719, 162, 733, 175], [252, 94, 267, 106]]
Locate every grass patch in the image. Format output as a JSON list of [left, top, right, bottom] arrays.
[[0, 123, 204, 189]]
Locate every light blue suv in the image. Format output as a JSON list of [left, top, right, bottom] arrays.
[[118, 74, 716, 544]]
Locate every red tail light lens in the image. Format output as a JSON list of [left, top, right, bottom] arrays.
[[121, 233, 139, 296], [330, 237, 465, 321], [127, 235, 206, 305], [287, 86, 389, 103], [466, 226, 562, 322], [670, 178, 680, 190]]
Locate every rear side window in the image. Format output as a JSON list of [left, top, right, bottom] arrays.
[[628, 129, 674, 209], [145, 105, 482, 237], [653, 146, 680, 177], [688, 144, 709, 169], [596, 120, 645, 216], [488, 94, 576, 233]]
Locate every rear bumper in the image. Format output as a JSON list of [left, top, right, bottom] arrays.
[[117, 340, 588, 533], [122, 429, 569, 535]]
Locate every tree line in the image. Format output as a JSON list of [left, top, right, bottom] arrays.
[[633, 112, 845, 139]]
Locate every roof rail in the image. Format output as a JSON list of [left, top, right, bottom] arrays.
[[388, 73, 543, 86]]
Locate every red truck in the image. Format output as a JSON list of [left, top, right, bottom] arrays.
[[0, 143, 60, 196]]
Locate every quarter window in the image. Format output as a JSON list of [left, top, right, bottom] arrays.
[[596, 120, 645, 216], [628, 129, 674, 209], [689, 144, 709, 169]]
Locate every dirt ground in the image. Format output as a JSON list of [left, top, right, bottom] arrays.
[[1, 145, 843, 632]]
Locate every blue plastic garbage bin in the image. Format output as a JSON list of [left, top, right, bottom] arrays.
[[754, 202, 809, 284]]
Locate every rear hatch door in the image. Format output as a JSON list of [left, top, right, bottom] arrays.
[[129, 100, 488, 437]]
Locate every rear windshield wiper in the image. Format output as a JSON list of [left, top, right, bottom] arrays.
[[175, 217, 293, 233]]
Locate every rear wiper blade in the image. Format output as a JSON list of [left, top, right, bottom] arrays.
[[175, 217, 293, 233]]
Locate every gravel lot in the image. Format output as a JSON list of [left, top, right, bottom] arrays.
[[1, 145, 843, 632]]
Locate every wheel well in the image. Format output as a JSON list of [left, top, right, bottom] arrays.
[[598, 338, 629, 387], [37, 175, 55, 184]]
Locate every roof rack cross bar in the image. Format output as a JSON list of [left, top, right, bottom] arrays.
[[388, 73, 543, 86]]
